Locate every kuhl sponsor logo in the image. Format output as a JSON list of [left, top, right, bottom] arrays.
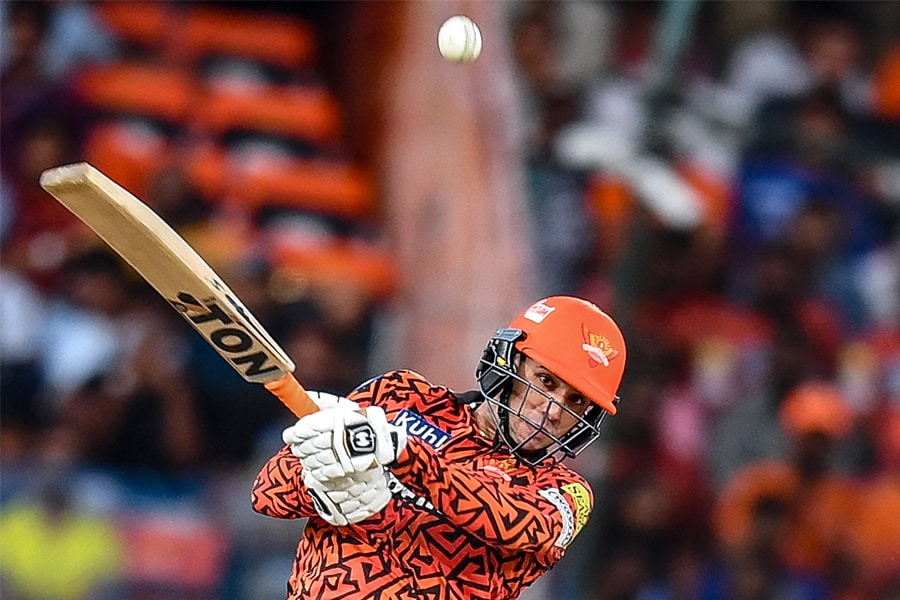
[[392, 409, 451, 450], [387, 410, 449, 511]]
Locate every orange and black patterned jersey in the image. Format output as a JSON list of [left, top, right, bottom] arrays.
[[251, 370, 594, 600]]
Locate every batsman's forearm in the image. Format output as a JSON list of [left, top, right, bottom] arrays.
[[251, 447, 319, 519]]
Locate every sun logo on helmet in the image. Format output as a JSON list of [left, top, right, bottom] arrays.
[[581, 324, 620, 367]]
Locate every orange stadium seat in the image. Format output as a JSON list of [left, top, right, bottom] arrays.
[[83, 122, 173, 200], [179, 7, 317, 71], [269, 241, 397, 301], [199, 86, 343, 148], [873, 42, 900, 120], [237, 161, 376, 221], [183, 146, 374, 221], [119, 512, 229, 592], [75, 63, 197, 126], [94, 2, 171, 52], [182, 145, 229, 202]]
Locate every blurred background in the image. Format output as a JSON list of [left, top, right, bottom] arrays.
[[1, 1, 898, 599]]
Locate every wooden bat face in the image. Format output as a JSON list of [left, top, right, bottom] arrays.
[[40, 162, 317, 417]]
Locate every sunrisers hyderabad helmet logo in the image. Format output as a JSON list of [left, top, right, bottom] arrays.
[[581, 324, 620, 367]]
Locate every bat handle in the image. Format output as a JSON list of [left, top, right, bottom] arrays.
[[265, 373, 319, 419]]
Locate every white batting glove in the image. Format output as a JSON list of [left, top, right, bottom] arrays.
[[354, 404, 408, 467], [302, 467, 392, 526], [307, 390, 357, 411], [282, 404, 408, 482]]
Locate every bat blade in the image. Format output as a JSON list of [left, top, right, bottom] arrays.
[[40, 162, 317, 418]]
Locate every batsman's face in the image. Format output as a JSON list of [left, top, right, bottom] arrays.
[[507, 357, 590, 451]]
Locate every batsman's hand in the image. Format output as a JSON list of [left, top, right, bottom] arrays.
[[302, 466, 391, 526], [282, 400, 408, 482], [307, 390, 357, 411]]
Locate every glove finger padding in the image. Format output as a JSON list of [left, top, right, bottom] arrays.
[[303, 468, 349, 527], [283, 407, 353, 448], [284, 417, 347, 481], [285, 404, 409, 484], [339, 469, 392, 524], [281, 392, 360, 449], [302, 467, 391, 526], [285, 408, 377, 482]]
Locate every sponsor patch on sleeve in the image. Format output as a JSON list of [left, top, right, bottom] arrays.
[[538, 488, 575, 548], [392, 408, 451, 450], [561, 482, 591, 539]]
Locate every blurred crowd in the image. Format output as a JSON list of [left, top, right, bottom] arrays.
[[1, 1, 899, 600], [2, 1, 388, 598], [510, 2, 899, 599]]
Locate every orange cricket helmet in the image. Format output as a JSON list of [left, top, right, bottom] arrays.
[[475, 296, 627, 463], [509, 296, 626, 413]]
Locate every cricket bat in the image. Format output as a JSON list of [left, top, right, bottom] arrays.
[[39, 162, 318, 419]]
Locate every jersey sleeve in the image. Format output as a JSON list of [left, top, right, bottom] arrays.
[[250, 446, 319, 519], [391, 437, 594, 561]]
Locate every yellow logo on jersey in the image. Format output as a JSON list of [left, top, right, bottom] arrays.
[[561, 482, 591, 537]]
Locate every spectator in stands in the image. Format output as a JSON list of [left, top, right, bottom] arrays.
[[715, 381, 862, 588], [37, 249, 133, 402], [846, 409, 900, 597], [38, 0, 117, 81], [51, 334, 205, 473], [274, 296, 364, 396], [702, 495, 830, 600], [144, 163, 214, 234], [728, 6, 873, 145], [588, 376, 713, 600], [0, 258, 47, 461], [0, 1, 88, 178], [731, 88, 880, 277], [797, 196, 896, 337], [39, 248, 206, 473], [510, 4, 596, 296], [748, 239, 840, 379], [796, 9, 872, 116], [1, 116, 83, 288], [718, 2, 811, 123], [0, 475, 124, 600]]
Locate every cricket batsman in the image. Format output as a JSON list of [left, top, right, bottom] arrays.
[[251, 295, 627, 599]]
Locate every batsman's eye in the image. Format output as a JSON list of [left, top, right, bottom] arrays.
[[537, 373, 557, 390], [567, 394, 587, 409]]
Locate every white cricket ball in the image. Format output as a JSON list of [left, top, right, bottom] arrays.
[[438, 15, 482, 63]]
